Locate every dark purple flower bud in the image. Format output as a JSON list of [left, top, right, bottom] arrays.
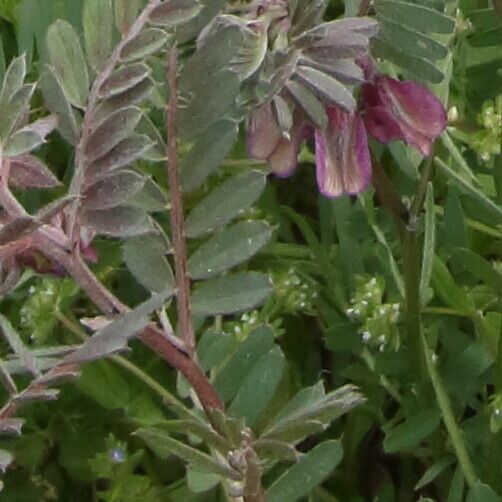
[[315, 107, 371, 197], [361, 74, 447, 156]]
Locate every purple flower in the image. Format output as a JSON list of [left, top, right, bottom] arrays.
[[361, 74, 447, 156], [247, 103, 310, 177], [315, 107, 371, 197], [246, 59, 446, 197]]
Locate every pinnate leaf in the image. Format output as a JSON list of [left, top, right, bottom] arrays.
[[87, 134, 155, 180], [0, 54, 26, 104], [213, 325, 275, 402], [3, 115, 57, 157], [86, 107, 143, 161], [191, 273, 273, 316], [266, 441, 344, 502], [98, 63, 151, 99], [47, 20, 90, 108], [148, 0, 202, 27], [83, 170, 145, 210], [180, 119, 238, 192], [188, 221, 273, 280], [123, 233, 174, 293], [135, 427, 241, 480], [82, 205, 153, 237], [114, 0, 141, 35], [294, 65, 356, 111], [40, 64, 81, 144], [120, 28, 170, 62], [65, 289, 173, 363], [9, 154, 60, 190], [185, 170, 266, 237], [83, 0, 113, 72]]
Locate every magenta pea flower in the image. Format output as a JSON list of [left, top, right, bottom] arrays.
[[246, 58, 447, 197], [315, 107, 371, 197], [360, 59, 447, 156]]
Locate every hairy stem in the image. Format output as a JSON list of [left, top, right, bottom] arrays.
[[54, 309, 203, 421], [165, 46, 196, 356]]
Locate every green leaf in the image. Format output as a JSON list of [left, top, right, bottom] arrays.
[[185, 170, 266, 237], [85, 107, 143, 161], [135, 427, 241, 480], [83, 0, 113, 72], [98, 63, 151, 99], [435, 158, 502, 225], [383, 409, 440, 453], [188, 221, 273, 280], [65, 288, 173, 363], [9, 154, 60, 190], [178, 26, 242, 140], [294, 65, 356, 111], [3, 129, 43, 157], [420, 183, 436, 305], [176, 0, 226, 43], [93, 78, 155, 124], [191, 273, 273, 316], [0, 54, 26, 105], [377, 16, 448, 61], [263, 384, 364, 442], [431, 255, 475, 315], [130, 177, 167, 212], [0, 83, 35, 141], [415, 456, 455, 490], [83, 170, 145, 210], [440, 185, 467, 256], [148, 0, 202, 27], [82, 206, 154, 238], [40, 64, 81, 145], [285, 80, 328, 129], [47, 19, 89, 108], [186, 467, 221, 493], [371, 38, 445, 83], [87, 134, 155, 180], [452, 249, 502, 296], [467, 483, 502, 502], [197, 331, 236, 372], [374, 0, 455, 34], [136, 115, 167, 162], [123, 233, 175, 293], [114, 0, 141, 35], [213, 325, 275, 402], [77, 360, 130, 410], [0, 313, 40, 377], [266, 441, 344, 502], [120, 28, 170, 62], [229, 347, 286, 427]]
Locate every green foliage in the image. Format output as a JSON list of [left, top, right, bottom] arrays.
[[0, 0, 500, 500]]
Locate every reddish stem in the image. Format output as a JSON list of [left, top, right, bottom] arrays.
[[165, 47, 196, 357]]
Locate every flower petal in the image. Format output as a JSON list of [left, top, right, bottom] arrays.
[[246, 102, 282, 159], [315, 107, 371, 197], [362, 76, 446, 156], [268, 121, 310, 177]]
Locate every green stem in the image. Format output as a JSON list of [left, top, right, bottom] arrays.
[[402, 230, 427, 381], [54, 309, 200, 422], [420, 330, 479, 488], [400, 149, 478, 488]]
